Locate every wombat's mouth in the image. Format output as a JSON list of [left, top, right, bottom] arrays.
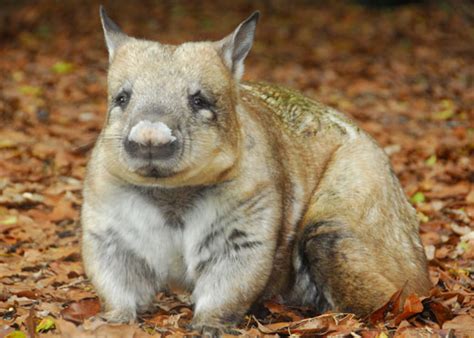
[[135, 165, 175, 178]]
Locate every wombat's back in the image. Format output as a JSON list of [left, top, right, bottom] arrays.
[[241, 82, 360, 140]]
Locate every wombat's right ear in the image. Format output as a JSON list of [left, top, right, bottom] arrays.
[[216, 11, 260, 81], [99, 6, 128, 62]]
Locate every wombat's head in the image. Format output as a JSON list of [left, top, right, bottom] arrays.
[[98, 7, 259, 187]]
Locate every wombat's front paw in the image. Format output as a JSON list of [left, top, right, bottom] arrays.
[[101, 309, 136, 323]]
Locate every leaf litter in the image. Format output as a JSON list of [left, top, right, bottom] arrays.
[[0, 0, 473, 337]]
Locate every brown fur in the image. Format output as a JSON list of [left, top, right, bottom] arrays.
[[81, 9, 431, 331]]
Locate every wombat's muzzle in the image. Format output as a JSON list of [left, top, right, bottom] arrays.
[[124, 120, 180, 160]]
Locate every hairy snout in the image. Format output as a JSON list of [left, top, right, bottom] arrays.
[[124, 120, 179, 160]]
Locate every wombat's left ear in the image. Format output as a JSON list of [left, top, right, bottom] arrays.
[[99, 6, 129, 62], [217, 11, 260, 81]]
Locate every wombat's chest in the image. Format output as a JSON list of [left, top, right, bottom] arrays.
[[108, 187, 226, 289]]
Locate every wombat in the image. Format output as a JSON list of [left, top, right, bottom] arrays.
[[81, 7, 431, 333]]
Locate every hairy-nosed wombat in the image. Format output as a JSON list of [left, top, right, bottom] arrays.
[[81, 7, 431, 333]]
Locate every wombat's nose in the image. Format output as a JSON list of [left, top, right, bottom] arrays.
[[124, 138, 179, 160], [125, 120, 179, 160]]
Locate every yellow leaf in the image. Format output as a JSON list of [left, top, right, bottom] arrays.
[[433, 99, 455, 120], [19, 85, 43, 97], [410, 192, 425, 204], [6, 331, 27, 338], [0, 215, 17, 225], [417, 211, 429, 223], [0, 140, 17, 149], [52, 61, 74, 74], [144, 327, 156, 335], [12, 71, 24, 82], [425, 154, 436, 166], [448, 268, 469, 277], [35, 316, 56, 333], [457, 241, 469, 252]]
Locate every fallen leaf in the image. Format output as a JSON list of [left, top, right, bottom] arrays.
[[424, 245, 435, 260], [51, 61, 74, 74], [0, 215, 18, 225], [450, 223, 471, 236], [422, 300, 453, 326], [425, 154, 436, 166], [35, 316, 55, 333], [433, 100, 455, 120], [18, 85, 42, 97], [54, 318, 82, 337], [48, 199, 77, 222], [0, 140, 17, 149], [264, 300, 304, 321], [442, 315, 474, 336], [5, 331, 27, 338], [466, 189, 474, 203], [290, 316, 334, 335], [410, 192, 425, 204], [25, 307, 36, 338], [256, 313, 359, 336], [393, 294, 424, 325], [368, 284, 406, 325], [61, 298, 101, 324]]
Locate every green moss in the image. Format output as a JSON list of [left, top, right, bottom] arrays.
[[242, 82, 357, 137]]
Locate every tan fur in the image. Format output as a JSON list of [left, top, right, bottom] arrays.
[[81, 10, 431, 331]]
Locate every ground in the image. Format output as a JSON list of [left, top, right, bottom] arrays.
[[0, 1, 473, 337]]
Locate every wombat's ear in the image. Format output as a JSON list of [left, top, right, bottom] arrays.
[[99, 6, 128, 62], [217, 11, 260, 81]]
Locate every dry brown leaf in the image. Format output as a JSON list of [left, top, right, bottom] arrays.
[[393, 294, 424, 325], [368, 284, 406, 325], [0, 264, 22, 279], [48, 199, 77, 222], [256, 313, 357, 336], [60, 298, 100, 324], [428, 182, 470, 199], [466, 189, 474, 204], [423, 300, 454, 326], [442, 315, 474, 336], [263, 300, 304, 321], [24, 307, 37, 338], [54, 318, 83, 337]]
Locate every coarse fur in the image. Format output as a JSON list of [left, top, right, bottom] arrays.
[[81, 7, 431, 333]]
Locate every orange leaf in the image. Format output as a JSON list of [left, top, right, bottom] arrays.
[[443, 315, 474, 336], [368, 283, 406, 325], [393, 294, 424, 325], [48, 199, 76, 222], [423, 300, 453, 326], [61, 298, 101, 324], [263, 300, 304, 321]]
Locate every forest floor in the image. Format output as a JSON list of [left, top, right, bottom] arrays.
[[0, 1, 473, 337]]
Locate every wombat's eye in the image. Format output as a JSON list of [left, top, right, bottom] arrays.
[[193, 96, 204, 107], [189, 91, 211, 110], [114, 91, 130, 108]]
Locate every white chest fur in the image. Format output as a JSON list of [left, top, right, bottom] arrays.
[[83, 184, 225, 291]]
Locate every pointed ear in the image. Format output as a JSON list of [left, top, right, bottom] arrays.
[[99, 6, 128, 62], [217, 11, 260, 81]]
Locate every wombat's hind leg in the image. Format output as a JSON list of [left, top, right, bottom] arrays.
[[301, 220, 398, 317]]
